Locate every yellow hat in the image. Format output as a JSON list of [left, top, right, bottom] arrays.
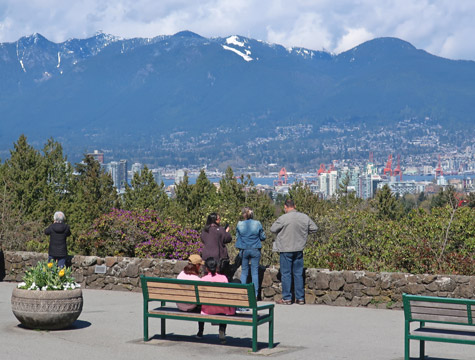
[[188, 254, 204, 265]]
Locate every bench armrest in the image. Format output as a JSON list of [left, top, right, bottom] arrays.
[[256, 304, 275, 311]]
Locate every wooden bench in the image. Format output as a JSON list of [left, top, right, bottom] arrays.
[[140, 275, 275, 352], [403, 293, 475, 360]]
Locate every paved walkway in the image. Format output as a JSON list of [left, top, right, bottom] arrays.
[[1, 282, 473, 360]]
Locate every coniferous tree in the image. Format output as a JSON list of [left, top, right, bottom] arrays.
[[122, 165, 168, 211], [373, 184, 404, 220], [2, 135, 45, 221], [68, 155, 119, 234], [38, 138, 73, 225]]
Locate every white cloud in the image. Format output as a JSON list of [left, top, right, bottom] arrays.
[[335, 28, 374, 54], [0, 0, 474, 60]]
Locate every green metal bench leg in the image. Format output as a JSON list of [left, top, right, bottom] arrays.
[[161, 318, 166, 338], [404, 321, 410, 360], [419, 340, 425, 359], [144, 316, 149, 341], [269, 318, 274, 348], [252, 325, 258, 352]]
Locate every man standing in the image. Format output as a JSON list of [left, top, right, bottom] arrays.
[[45, 211, 71, 268], [271, 199, 318, 305]]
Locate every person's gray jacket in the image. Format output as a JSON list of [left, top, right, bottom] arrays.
[[270, 209, 318, 252]]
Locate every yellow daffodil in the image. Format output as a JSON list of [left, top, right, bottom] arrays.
[[59, 269, 65, 277], [47, 262, 53, 269]]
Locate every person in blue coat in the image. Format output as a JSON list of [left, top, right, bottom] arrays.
[[235, 207, 266, 297]]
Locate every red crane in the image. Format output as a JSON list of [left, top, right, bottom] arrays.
[[273, 167, 288, 186], [435, 155, 444, 177], [393, 154, 403, 181], [317, 164, 326, 175], [383, 154, 393, 176]]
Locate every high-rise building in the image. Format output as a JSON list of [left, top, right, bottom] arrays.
[[107, 160, 128, 191], [152, 169, 163, 185], [118, 160, 128, 190], [131, 162, 143, 176], [319, 170, 338, 199], [175, 169, 185, 184], [87, 150, 104, 164]]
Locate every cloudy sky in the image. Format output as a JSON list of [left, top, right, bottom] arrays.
[[1, 0, 475, 60]]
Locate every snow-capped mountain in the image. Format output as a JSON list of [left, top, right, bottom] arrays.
[[0, 31, 474, 165]]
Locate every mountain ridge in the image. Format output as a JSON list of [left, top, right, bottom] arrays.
[[0, 32, 474, 167]]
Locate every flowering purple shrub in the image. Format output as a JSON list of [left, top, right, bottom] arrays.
[[73, 209, 202, 259]]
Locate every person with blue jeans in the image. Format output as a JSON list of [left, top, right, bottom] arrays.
[[271, 199, 318, 305], [235, 207, 266, 298]]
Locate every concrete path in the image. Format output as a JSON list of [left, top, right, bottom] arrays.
[[1, 282, 473, 360]]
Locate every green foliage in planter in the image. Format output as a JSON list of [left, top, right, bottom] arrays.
[[18, 260, 79, 290]]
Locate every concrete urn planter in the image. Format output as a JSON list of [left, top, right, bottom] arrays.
[[11, 287, 83, 330]]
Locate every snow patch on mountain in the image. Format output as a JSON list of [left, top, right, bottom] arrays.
[[222, 45, 253, 62], [226, 36, 245, 47]]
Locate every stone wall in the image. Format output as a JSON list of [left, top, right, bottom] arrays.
[[2, 251, 474, 309]]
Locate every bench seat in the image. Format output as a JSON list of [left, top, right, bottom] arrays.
[[403, 293, 475, 360], [141, 275, 275, 352]]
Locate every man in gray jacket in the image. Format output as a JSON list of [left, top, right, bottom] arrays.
[[271, 198, 318, 304]]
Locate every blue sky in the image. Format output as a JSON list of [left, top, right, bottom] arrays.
[[1, 0, 475, 60]]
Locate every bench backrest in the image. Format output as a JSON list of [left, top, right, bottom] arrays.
[[141, 276, 257, 308], [403, 293, 475, 326]]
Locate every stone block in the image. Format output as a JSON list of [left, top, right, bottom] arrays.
[[380, 280, 391, 290], [421, 275, 437, 284], [342, 271, 357, 283], [404, 283, 425, 294], [140, 259, 153, 269], [83, 256, 98, 266], [314, 272, 330, 290], [105, 257, 118, 268], [436, 277, 456, 292], [263, 287, 276, 297], [359, 296, 372, 306], [329, 274, 345, 291], [333, 297, 347, 306], [304, 292, 316, 304], [360, 276, 376, 287], [125, 264, 139, 278], [363, 287, 380, 296], [319, 294, 332, 305], [329, 291, 341, 301], [425, 282, 439, 292], [262, 271, 273, 288]]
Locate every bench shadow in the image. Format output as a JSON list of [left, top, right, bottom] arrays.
[[16, 319, 91, 331], [410, 358, 467, 360], [147, 333, 280, 351]]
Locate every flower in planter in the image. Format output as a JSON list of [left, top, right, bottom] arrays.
[[17, 260, 80, 291]]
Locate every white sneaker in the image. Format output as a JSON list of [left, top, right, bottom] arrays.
[[236, 308, 250, 314]]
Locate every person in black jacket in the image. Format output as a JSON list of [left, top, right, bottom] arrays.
[[200, 213, 232, 279], [44, 211, 71, 268]]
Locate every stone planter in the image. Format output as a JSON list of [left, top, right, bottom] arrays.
[[11, 287, 83, 330]]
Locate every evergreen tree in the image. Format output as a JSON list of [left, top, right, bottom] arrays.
[[2, 135, 45, 221], [373, 184, 404, 220], [123, 165, 169, 211], [37, 138, 73, 225], [68, 155, 118, 234]]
